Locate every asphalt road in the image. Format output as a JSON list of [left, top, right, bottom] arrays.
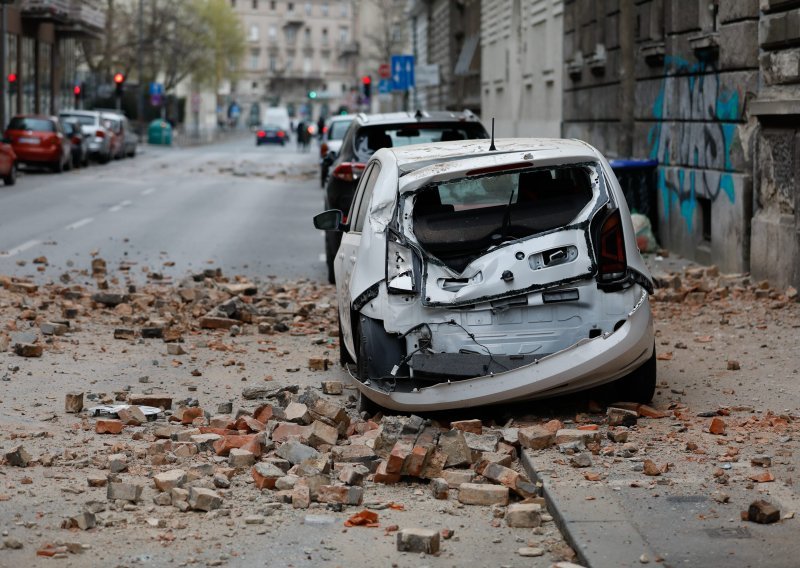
[[0, 136, 327, 283]]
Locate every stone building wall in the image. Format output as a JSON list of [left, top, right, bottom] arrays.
[[562, 0, 759, 274]]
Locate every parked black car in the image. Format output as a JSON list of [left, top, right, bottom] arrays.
[[322, 110, 489, 283], [61, 118, 89, 169]]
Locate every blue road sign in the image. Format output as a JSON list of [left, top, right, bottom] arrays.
[[149, 82, 164, 96], [391, 54, 415, 91], [378, 78, 391, 94]]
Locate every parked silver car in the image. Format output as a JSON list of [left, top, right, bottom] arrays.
[[314, 138, 656, 412], [58, 110, 113, 163]]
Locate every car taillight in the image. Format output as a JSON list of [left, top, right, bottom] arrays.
[[320, 142, 329, 157], [597, 209, 627, 282], [257, 130, 265, 137], [331, 162, 366, 182], [323, 125, 328, 134], [96, 130, 105, 139], [277, 130, 285, 138]]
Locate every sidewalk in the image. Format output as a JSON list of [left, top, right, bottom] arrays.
[[517, 256, 800, 567]]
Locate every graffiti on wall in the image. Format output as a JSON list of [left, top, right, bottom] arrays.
[[647, 56, 741, 231]]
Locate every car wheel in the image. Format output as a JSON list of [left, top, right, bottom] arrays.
[[355, 323, 382, 417], [3, 162, 17, 186], [612, 345, 657, 403], [338, 317, 354, 366]]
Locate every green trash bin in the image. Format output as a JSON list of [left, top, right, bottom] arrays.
[[147, 120, 173, 145]]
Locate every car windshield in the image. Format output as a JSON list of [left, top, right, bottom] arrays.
[[328, 119, 353, 140], [412, 164, 597, 271], [354, 122, 487, 162], [7, 117, 55, 132], [60, 114, 96, 127]]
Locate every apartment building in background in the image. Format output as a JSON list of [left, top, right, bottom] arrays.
[[230, 0, 361, 123]]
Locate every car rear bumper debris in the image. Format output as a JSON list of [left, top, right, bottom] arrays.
[[352, 290, 654, 411]]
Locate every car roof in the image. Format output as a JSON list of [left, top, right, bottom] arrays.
[[386, 138, 598, 170], [352, 110, 481, 126], [60, 110, 100, 116]]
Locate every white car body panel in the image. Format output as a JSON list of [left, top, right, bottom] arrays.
[[331, 138, 655, 410]]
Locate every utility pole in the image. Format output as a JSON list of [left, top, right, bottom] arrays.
[[137, 0, 144, 133]]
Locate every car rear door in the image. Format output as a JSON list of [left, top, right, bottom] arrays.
[[337, 162, 381, 353]]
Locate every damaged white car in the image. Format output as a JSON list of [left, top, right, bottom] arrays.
[[313, 138, 656, 412]]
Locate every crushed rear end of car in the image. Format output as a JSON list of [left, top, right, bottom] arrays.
[[350, 144, 655, 411]]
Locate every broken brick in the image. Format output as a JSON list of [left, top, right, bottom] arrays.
[[95, 419, 124, 435], [457, 483, 509, 506], [747, 500, 780, 524], [397, 528, 440, 554], [450, 419, 483, 434]]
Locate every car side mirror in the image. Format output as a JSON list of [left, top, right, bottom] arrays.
[[313, 209, 345, 231]]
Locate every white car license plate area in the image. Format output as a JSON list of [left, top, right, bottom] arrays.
[[19, 137, 40, 144]]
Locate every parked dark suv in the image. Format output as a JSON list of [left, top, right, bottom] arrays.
[[322, 110, 489, 283]]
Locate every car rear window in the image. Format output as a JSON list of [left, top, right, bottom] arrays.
[[412, 164, 597, 271], [60, 114, 96, 127], [328, 119, 353, 141], [7, 117, 56, 132], [354, 122, 488, 163]]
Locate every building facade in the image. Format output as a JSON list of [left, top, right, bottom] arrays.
[[406, 0, 481, 114], [562, 0, 758, 276], [481, 0, 563, 137], [229, 0, 360, 123], [0, 0, 104, 128]]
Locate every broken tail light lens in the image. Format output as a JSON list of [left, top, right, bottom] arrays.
[[386, 232, 417, 294], [597, 209, 627, 282], [331, 162, 366, 182]]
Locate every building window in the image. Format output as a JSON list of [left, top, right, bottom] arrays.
[[249, 24, 259, 41], [303, 56, 312, 74], [40, 42, 52, 114], [285, 27, 296, 42], [269, 54, 277, 71], [21, 37, 34, 114], [231, 0, 236, 7], [270, 0, 276, 8], [321, 28, 328, 45], [252, 0, 258, 8], [288, 2, 294, 11], [286, 56, 294, 71], [322, 1, 328, 16], [304, 28, 311, 44], [339, 26, 348, 43], [250, 49, 260, 69], [305, 1, 312, 15], [269, 25, 277, 39], [340, 1, 347, 17]]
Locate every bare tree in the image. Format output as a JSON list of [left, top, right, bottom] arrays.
[[359, 0, 408, 68]]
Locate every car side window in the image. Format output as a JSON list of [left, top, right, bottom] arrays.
[[352, 163, 381, 233]]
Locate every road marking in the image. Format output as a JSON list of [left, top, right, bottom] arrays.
[[0, 239, 40, 257], [141, 188, 155, 196], [65, 217, 94, 230], [109, 199, 133, 213], [318, 253, 326, 263]]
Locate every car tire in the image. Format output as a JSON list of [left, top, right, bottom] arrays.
[[612, 345, 657, 403], [3, 162, 17, 186], [355, 323, 382, 417], [338, 317, 354, 366]]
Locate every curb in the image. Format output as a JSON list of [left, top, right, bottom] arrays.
[[520, 449, 658, 568]]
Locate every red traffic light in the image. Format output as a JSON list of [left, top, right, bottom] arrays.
[[73, 85, 81, 96], [7, 73, 16, 83], [361, 75, 371, 85], [113, 73, 125, 84]]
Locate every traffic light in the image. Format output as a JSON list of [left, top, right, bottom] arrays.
[[361, 75, 371, 99], [113, 73, 125, 96], [73, 84, 82, 108], [7, 73, 17, 96], [308, 90, 317, 99]]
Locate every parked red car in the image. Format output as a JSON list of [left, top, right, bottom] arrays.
[[5, 115, 71, 173], [0, 139, 17, 185]]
